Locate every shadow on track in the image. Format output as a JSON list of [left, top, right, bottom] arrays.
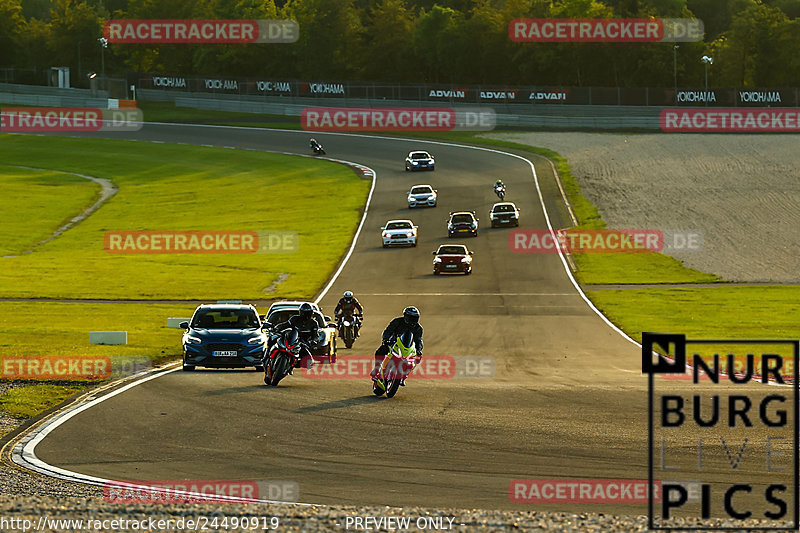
[[295, 395, 383, 414]]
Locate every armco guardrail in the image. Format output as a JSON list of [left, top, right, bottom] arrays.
[[0, 82, 111, 108], [135, 75, 800, 107], [0, 92, 111, 108], [0, 82, 107, 98], [147, 90, 663, 131]]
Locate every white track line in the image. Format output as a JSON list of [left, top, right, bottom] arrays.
[[12, 122, 642, 505], [360, 292, 579, 296]]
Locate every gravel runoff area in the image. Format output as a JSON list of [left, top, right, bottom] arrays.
[[0, 496, 795, 532], [486, 132, 800, 283]]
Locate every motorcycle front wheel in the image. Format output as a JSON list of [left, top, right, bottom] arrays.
[[270, 355, 289, 386], [385, 378, 402, 398]]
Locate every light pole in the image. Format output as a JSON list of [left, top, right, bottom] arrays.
[[701, 55, 713, 92], [98, 37, 108, 86], [673, 45, 679, 94]]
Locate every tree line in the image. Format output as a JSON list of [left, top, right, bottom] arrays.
[[1, 0, 798, 88]]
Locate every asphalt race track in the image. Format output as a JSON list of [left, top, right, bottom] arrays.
[[25, 125, 780, 516]]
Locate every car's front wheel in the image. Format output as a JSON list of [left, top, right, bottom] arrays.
[[254, 365, 264, 372], [182, 364, 195, 371]]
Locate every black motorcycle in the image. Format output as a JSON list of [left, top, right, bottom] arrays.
[[310, 141, 326, 155], [337, 313, 362, 349]]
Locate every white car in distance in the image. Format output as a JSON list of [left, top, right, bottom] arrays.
[[407, 184, 438, 208], [381, 219, 418, 248], [405, 151, 435, 171]]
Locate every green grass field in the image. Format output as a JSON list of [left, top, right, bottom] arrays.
[[0, 135, 369, 300], [588, 286, 800, 342], [0, 167, 100, 256], [0, 384, 85, 419], [0, 133, 368, 423], [0, 301, 193, 359]]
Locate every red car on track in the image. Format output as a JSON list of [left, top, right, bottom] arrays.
[[432, 244, 473, 275]]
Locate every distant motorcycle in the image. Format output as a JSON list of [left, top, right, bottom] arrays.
[[372, 331, 418, 398], [494, 183, 506, 200], [337, 313, 362, 349], [310, 139, 326, 155], [264, 328, 305, 386]]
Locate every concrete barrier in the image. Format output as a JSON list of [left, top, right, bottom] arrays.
[[167, 318, 191, 328], [90, 331, 127, 345]]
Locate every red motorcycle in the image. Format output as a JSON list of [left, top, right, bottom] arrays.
[[264, 328, 304, 386], [372, 331, 419, 398]]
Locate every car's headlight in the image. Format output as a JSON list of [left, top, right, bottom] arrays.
[[185, 335, 202, 345], [383, 232, 391, 238], [248, 336, 265, 345], [434, 257, 442, 263], [412, 161, 419, 165], [461, 257, 471, 263], [406, 232, 414, 237]]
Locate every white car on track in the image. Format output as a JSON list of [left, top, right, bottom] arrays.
[[382, 219, 418, 247], [405, 151, 435, 171], [407, 184, 438, 208], [489, 202, 520, 227]]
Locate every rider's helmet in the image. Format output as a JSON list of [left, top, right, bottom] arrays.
[[343, 290, 353, 301], [402, 306, 420, 326], [299, 302, 314, 320], [495, 179, 502, 186]]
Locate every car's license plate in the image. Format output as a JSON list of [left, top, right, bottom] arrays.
[[445, 264, 458, 268], [212, 350, 238, 357], [459, 229, 469, 232]]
